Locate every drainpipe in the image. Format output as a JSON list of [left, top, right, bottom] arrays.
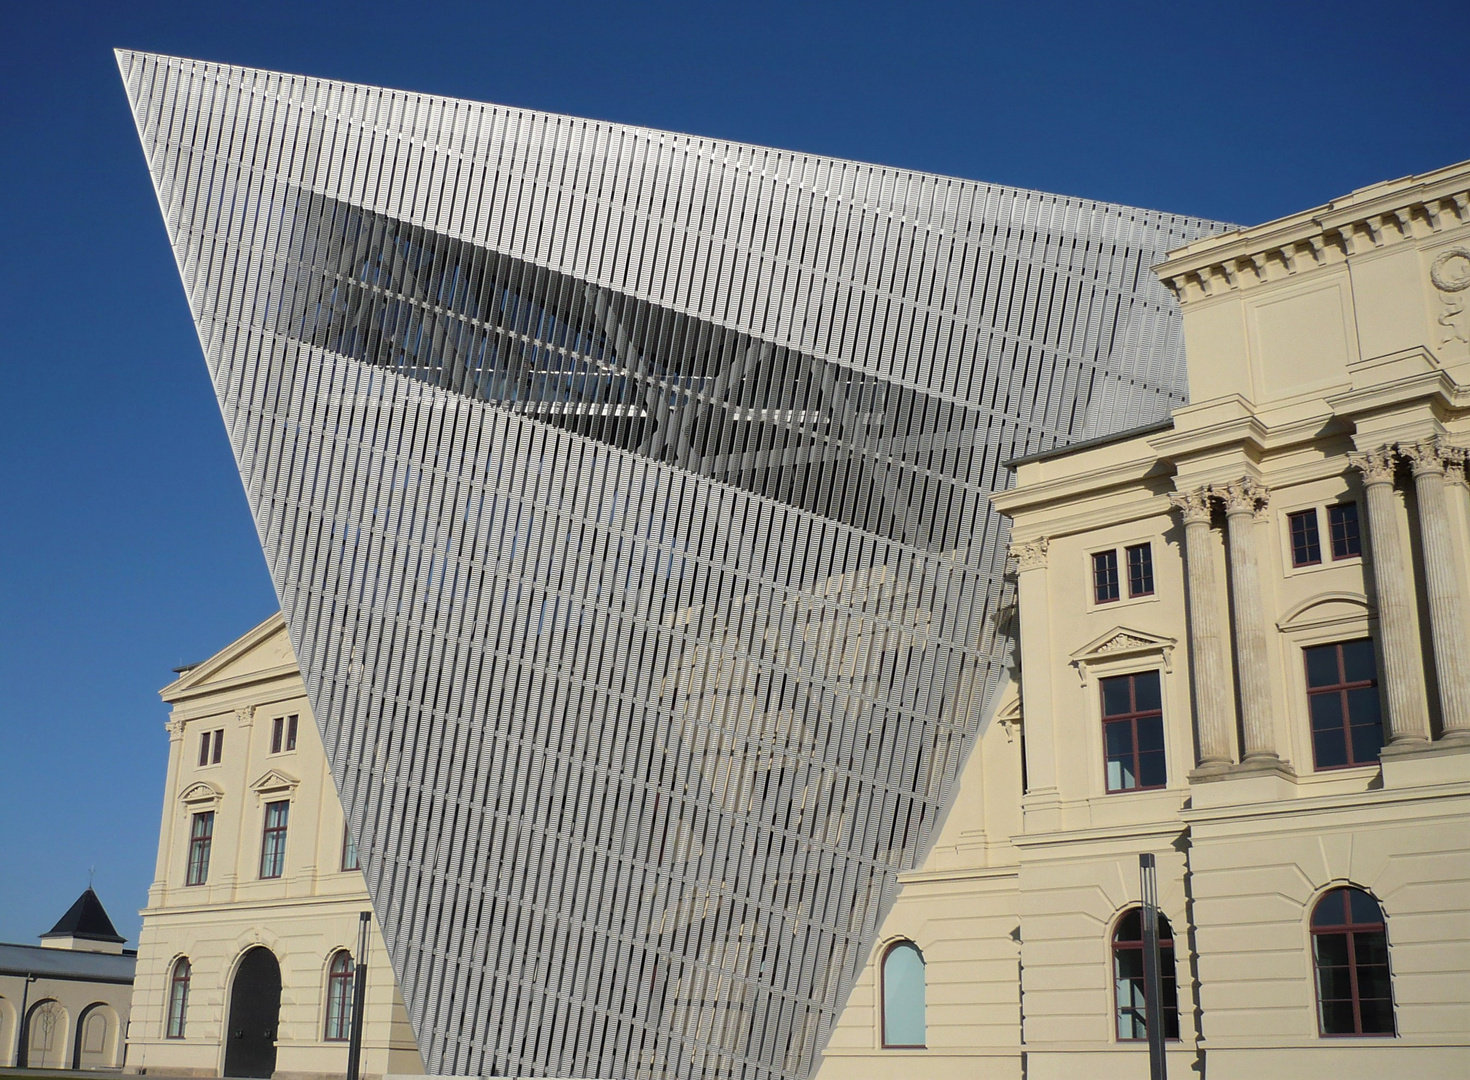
[[15, 973, 37, 1068]]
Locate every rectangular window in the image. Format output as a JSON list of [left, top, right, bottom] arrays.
[[198, 729, 222, 766], [1305, 639, 1384, 769], [186, 811, 214, 886], [272, 715, 299, 754], [1289, 509, 1323, 567], [259, 800, 290, 879], [1100, 671, 1166, 793], [286, 715, 298, 751], [1125, 543, 1154, 598], [1328, 503, 1361, 560], [1093, 549, 1121, 604], [271, 717, 283, 754], [341, 824, 360, 872]]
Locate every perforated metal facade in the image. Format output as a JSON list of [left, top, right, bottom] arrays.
[[119, 50, 1225, 1080]]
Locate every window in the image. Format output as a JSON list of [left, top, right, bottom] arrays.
[[1125, 543, 1155, 598], [1289, 509, 1324, 567], [186, 811, 214, 886], [325, 951, 355, 1041], [1304, 640, 1383, 769], [1328, 503, 1361, 560], [270, 715, 299, 754], [341, 824, 360, 872], [1312, 887, 1394, 1036], [1100, 671, 1166, 792], [1094, 544, 1155, 603], [197, 729, 222, 767], [1113, 908, 1180, 1041], [259, 800, 290, 879], [1092, 549, 1121, 604], [881, 941, 925, 1048], [166, 958, 190, 1038]]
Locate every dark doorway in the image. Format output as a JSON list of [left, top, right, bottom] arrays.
[[224, 947, 281, 1078]]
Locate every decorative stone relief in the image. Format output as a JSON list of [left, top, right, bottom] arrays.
[[1210, 477, 1270, 520], [1431, 247, 1470, 347], [1167, 487, 1213, 524], [1007, 537, 1049, 571]]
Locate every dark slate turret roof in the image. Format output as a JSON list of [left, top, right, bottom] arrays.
[[42, 888, 126, 943]]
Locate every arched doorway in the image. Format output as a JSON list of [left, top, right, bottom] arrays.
[[224, 947, 282, 1078]]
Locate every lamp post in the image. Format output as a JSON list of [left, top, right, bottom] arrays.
[[1139, 854, 1167, 1080], [345, 911, 370, 1080]]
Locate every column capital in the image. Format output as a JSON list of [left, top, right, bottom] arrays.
[[1398, 437, 1465, 477], [1211, 477, 1269, 519], [1008, 537, 1049, 572], [166, 716, 187, 741], [1168, 487, 1213, 525], [1348, 445, 1398, 484]]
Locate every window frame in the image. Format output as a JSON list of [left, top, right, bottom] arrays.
[[879, 939, 926, 1050], [1099, 670, 1168, 794], [1303, 639, 1384, 771], [324, 950, 355, 1041], [1279, 498, 1364, 577], [270, 714, 300, 755], [165, 958, 190, 1039], [1326, 502, 1362, 561], [1111, 907, 1181, 1043], [1085, 539, 1163, 611], [196, 729, 223, 768], [185, 811, 214, 887], [1288, 508, 1324, 568], [1310, 886, 1396, 1038], [259, 800, 290, 880], [341, 823, 360, 872]]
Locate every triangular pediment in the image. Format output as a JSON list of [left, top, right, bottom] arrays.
[[179, 780, 224, 805], [162, 612, 296, 699], [1069, 627, 1177, 682], [249, 769, 299, 796]]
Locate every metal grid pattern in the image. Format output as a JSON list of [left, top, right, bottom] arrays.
[[118, 50, 1225, 1080]]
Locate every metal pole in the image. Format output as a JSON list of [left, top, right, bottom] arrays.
[[1139, 854, 1167, 1080], [345, 911, 370, 1080], [15, 973, 36, 1068]]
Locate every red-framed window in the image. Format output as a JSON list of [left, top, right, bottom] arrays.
[[1092, 549, 1121, 604], [197, 729, 223, 767], [1327, 503, 1361, 560], [1100, 671, 1166, 793], [1304, 640, 1383, 769], [259, 800, 290, 879], [166, 958, 191, 1038], [1125, 543, 1155, 598], [1311, 887, 1395, 1036], [325, 951, 355, 1040], [185, 811, 214, 886], [1113, 908, 1180, 1041], [271, 714, 299, 754], [1288, 509, 1323, 567]]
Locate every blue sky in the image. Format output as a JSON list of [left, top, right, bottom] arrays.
[[0, 0, 1464, 946]]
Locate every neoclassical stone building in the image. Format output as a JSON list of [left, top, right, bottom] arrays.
[[125, 615, 424, 1080], [816, 162, 1470, 1077]]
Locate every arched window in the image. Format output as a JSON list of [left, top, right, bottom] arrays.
[[166, 958, 191, 1039], [881, 940, 925, 1048], [1312, 887, 1394, 1036], [1113, 908, 1179, 1041], [325, 951, 355, 1041]]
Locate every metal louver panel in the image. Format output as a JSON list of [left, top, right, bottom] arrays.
[[118, 50, 1226, 1080]]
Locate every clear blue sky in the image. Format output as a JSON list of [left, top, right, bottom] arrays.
[[0, 0, 1464, 947]]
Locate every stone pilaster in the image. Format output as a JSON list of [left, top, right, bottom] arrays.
[[1167, 488, 1236, 771], [1399, 438, 1470, 741], [1214, 478, 1278, 762], [1009, 537, 1060, 819], [1348, 446, 1431, 744]]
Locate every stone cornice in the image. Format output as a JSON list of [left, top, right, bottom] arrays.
[[1156, 161, 1470, 307]]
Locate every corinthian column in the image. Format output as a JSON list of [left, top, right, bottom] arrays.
[[1009, 537, 1058, 803], [1167, 488, 1236, 770], [1399, 439, 1470, 740], [1348, 447, 1430, 745], [1215, 478, 1278, 762]]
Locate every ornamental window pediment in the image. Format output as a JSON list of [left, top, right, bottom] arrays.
[[1277, 592, 1373, 634], [249, 769, 299, 800], [1069, 627, 1177, 685], [178, 780, 223, 807]]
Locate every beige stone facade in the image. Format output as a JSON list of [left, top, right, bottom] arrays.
[[125, 614, 424, 1080], [817, 162, 1470, 1077]]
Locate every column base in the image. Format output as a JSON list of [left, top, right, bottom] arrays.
[[1380, 736, 1470, 787]]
